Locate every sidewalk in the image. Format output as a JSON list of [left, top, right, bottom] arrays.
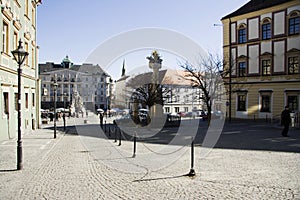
[[0, 117, 299, 199]]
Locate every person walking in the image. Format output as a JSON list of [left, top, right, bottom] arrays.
[[281, 106, 291, 137]]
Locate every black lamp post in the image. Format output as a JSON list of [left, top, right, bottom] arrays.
[[53, 75, 58, 138], [11, 39, 29, 170], [63, 93, 66, 131]]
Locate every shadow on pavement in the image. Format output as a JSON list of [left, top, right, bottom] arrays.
[[45, 119, 300, 153]]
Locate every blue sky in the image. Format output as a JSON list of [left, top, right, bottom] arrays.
[[37, 0, 249, 79]]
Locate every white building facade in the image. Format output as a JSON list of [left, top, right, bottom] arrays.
[[0, 0, 41, 141]]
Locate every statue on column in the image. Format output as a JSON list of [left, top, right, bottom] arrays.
[[146, 51, 164, 127]]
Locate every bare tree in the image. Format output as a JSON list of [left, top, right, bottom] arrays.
[[126, 71, 171, 110], [180, 53, 227, 122]]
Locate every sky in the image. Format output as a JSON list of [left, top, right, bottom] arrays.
[[37, 0, 249, 80]]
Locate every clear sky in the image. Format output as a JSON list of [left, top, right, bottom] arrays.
[[37, 0, 249, 79]]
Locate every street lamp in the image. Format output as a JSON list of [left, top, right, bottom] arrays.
[[63, 93, 66, 131], [53, 75, 58, 138], [11, 39, 29, 170]]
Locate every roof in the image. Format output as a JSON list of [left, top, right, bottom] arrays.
[[222, 0, 295, 20], [39, 62, 109, 77]]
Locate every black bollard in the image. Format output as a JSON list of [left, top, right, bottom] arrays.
[[187, 137, 196, 177], [132, 131, 136, 158], [114, 126, 117, 142], [118, 128, 122, 146], [104, 120, 107, 133]]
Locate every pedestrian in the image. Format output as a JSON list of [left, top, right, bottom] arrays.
[[99, 112, 104, 128], [281, 105, 291, 137]]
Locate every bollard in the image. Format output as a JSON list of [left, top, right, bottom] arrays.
[[104, 120, 107, 133], [133, 132, 136, 158], [114, 126, 117, 142], [187, 137, 196, 177], [108, 126, 111, 137], [118, 128, 122, 146]]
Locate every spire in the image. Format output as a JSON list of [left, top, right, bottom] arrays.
[[121, 59, 126, 77]]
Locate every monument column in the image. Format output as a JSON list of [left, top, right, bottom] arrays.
[[147, 51, 164, 124]]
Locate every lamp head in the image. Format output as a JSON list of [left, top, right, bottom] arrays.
[[11, 40, 29, 66]]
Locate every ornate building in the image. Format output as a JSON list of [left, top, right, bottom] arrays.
[[222, 0, 300, 121], [39, 56, 112, 113], [0, 0, 41, 140]]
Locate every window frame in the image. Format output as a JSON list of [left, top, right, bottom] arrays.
[[238, 24, 247, 44], [260, 94, 271, 112], [238, 62, 247, 77], [2, 21, 9, 54], [288, 12, 300, 35], [261, 18, 271, 40], [262, 59, 271, 76], [237, 93, 247, 111], [288, 56, 299, 74]]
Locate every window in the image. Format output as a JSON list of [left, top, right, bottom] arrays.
[[288, 57, 299, 74], [287, 96, 298, 111], [3, 92, 9, 114], [13, 32, 18, 50], [238, 62, 246, 77], [25, 93, 28, 109], [25, 0, 29, 17], [165, 107, 170, 113], [175, 107, 179, 113], [2, 21, 9, 54], [238, 25, 247, 44], [237, 94, 246, 111], [289, 14, 299, 35], [25, 42, 29, 65], [31, 48, 34, 69], [184, 107, 189, 112], [32, 93, 35, 107], [262, 20, 271, 40], [32, 8, 35, 26], [262, 59, 271, 75], [261, 95, 271, 112]]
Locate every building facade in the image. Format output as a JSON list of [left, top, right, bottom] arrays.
[[222, 0, 300, 121], [0, 0, 41, 141], [113, 69, 205, 114], [39, 56, 112, 113]]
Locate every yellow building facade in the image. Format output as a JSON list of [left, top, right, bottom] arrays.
[[222, 0, 300, 122]]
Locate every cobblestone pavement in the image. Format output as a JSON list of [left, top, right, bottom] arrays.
[[0, 115, 299, 199]]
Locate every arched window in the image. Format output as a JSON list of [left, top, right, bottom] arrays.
[[288, 11, 300, 35], [261, 18, 271, 40], [238, 24, 247, 44]]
